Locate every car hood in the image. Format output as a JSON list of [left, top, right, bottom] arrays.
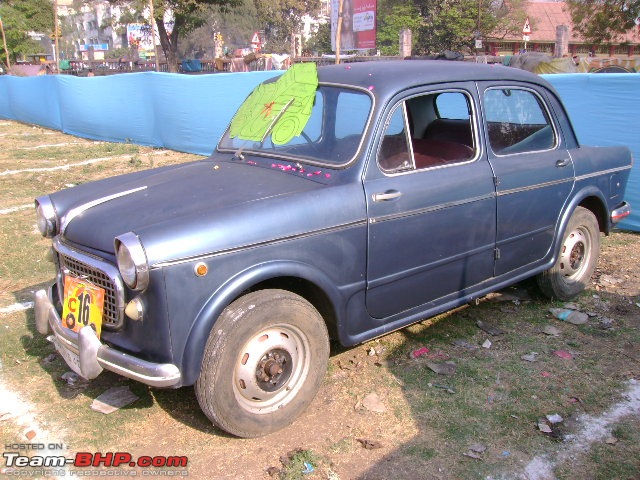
[[53, 159, 333, 261]]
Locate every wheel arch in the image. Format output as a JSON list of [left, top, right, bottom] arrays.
[[578, 195, 608, 234], [552, 186, 609, 262], [179, 261, 342, 386]]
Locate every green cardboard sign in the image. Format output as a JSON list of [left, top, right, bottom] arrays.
[[230, 63, 318, 145]]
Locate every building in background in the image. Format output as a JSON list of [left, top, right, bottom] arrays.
[[487, 1, 640, 58], [55, 0, 155, 61], [302, 0, 330, 41]]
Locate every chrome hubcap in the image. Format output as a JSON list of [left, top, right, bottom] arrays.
[[233, 325, 310, 414], [559, 227, 590, 279]]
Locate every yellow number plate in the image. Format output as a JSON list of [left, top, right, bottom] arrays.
[[61, 276, 105, 339]]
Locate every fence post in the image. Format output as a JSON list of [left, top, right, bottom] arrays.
[[400, 29, 412, 58], [554, 25, 569, 58]]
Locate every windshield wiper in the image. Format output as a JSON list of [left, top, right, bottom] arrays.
[[232, 148, 245, 161]]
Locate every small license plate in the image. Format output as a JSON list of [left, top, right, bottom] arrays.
[[52, 335, 82, 377], [61, 276, 105, 339]]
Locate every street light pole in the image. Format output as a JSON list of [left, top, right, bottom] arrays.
[[335, 0, 343, 64], [475, 0, 481, 61], [53, 0, 60, 73], [148, 0, 160, 72]]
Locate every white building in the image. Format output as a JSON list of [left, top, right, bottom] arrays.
[[301, 0, 330, 40], [57, 0, 126, 60]]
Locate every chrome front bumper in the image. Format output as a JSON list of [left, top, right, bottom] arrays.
[[34, 287, 181, 388]]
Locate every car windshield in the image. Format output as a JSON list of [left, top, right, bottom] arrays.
[[218, 84, 373, 167]]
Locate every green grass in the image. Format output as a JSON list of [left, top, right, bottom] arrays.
[[7, 141, 141, 162], [556, 418, 640, 480], [402, 443, 437, 461], [278, 448, 323, 480], [369, 288, 640, 478]]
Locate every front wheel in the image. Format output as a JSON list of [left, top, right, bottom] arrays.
[[195, 289, 330, 438], [537, 206, 600, 300]]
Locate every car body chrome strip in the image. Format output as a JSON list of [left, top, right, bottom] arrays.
[[575, 165, 632, 182], [152, 219, 368, 268], [60, 186, 147, 235]]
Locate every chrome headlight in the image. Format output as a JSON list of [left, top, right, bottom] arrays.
[[35, 196, 58, 238], [115, 232, 149, 291]]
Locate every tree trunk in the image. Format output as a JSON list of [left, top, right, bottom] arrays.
[[155, 16, 181, 73]]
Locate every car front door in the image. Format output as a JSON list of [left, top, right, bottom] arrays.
[[364, 86, 497, 319]]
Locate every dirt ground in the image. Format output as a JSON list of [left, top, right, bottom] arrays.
[[1, 121, 639, 480], [137, 231, 640, 480]]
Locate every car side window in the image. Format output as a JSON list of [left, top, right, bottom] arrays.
[[435, 92, 470, 120], [484, 88, 556, 155], [378, 91, 477, 174]]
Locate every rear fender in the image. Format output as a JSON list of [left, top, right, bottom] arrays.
[[551, 185, 608, 262]]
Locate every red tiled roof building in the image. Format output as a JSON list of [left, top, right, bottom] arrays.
[[486, 1, 640, 58]]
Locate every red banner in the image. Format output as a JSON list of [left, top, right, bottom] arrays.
[[331, 0, 377, 51]]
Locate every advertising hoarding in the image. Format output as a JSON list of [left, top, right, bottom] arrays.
[[331, 0, 376, 51]]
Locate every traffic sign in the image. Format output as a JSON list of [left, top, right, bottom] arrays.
[[522, 17, 531, 35], [251, 32, 261, 45]]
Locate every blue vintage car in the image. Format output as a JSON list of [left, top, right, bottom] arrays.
[[34, 60, 632, 437]]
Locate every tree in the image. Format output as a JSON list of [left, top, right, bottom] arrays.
[[253, 0, 320, 53], [375, 0, 526, 56], [377, 2, 423, 55], [304, 21, 331, 55], [179, 0, 261, 56], [0, 0, 54, 64], [487, 0, 529, 44], [107, 0, 241, 71], [417, 0, 527, 55], [566, 0, 640, 44]]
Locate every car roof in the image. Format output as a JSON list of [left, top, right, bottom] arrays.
[[316, 59, 553, 98]]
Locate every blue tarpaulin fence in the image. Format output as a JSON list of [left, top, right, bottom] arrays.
[[0, 71, 280, 156], [543, 74, 640, 232], [0, 70, 638, 231]]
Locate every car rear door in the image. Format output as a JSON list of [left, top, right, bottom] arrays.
[[478, 83, 575, 276]]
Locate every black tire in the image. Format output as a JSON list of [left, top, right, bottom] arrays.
[[537, 206, 600, 300], [195, 289, 330, 438]]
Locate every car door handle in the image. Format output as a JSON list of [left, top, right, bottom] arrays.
[[372, 190, 402, 202], [556, 158, 571, 168]]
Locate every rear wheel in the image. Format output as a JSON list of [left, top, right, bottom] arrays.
[[195, 289, 329, 438], [537, 206, 600, 300]]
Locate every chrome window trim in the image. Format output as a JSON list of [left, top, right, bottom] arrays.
[[379, 88, 481, 177], [483, 85, 559, 157]]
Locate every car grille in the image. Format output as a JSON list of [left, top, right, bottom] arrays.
[[54, 241, 125, 330]]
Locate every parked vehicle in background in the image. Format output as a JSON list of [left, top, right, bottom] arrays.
[[34, 60, 632, 438]]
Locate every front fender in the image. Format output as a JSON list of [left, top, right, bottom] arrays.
[[179, 260, 348, 386]]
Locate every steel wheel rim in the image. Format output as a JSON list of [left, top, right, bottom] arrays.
[[559, 226, 591, 280], [233, 324, 310, 414]]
